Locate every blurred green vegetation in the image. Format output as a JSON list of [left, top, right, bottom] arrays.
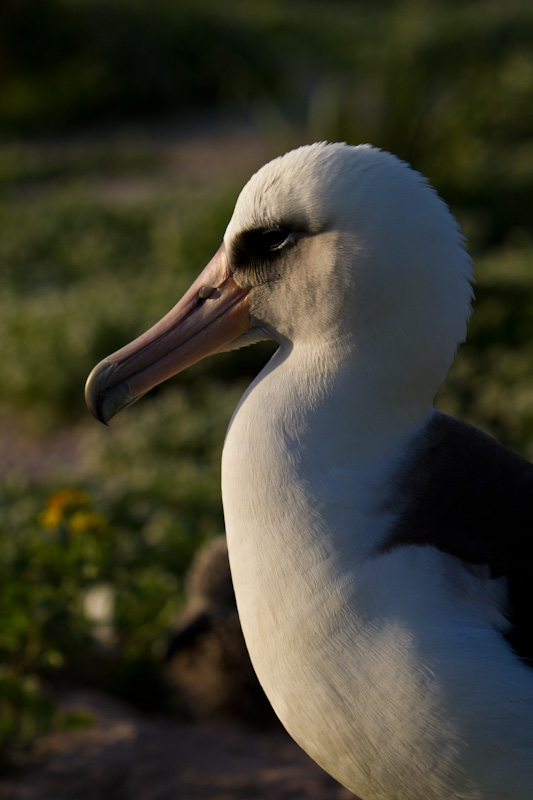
[[1, 0, 533, 765]]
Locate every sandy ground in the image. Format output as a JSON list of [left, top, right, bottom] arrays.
[[0, 690, 358, 800]]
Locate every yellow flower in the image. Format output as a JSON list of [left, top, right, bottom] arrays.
[[45, 489, 91, 514], [39, 489, 105, 534], [69, 510, 106, 535], [38, 506, 63, 531]]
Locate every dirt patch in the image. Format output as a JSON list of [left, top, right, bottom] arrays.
[[0, 690, 359, 800]]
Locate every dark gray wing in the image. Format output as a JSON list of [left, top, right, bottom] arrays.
[[382, 413, 533, 665]]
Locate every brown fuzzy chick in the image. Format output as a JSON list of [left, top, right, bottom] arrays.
[[166, 536, 277, 728]]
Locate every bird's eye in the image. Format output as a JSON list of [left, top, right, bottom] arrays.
[[262, 229, 294, 252], [230, 226, 297, 277]]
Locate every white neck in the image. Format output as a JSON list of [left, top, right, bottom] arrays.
[[221, 338, 431, 676]]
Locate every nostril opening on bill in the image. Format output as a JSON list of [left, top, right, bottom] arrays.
[[197, 286, 214, 306]]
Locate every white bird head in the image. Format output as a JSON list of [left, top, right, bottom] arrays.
[[85, 142, 473, 424]]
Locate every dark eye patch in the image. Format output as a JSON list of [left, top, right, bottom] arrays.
[[230, 227, 296, 275]]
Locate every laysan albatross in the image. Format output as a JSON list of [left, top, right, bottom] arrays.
[[86, 142, 533, 800]]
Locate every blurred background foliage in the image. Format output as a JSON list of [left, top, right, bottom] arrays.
[[1, 0, 533, 764]]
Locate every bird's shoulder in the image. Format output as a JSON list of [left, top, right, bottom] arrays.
[[384, 412, 533, 568], [381, 412, 533, 663]]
